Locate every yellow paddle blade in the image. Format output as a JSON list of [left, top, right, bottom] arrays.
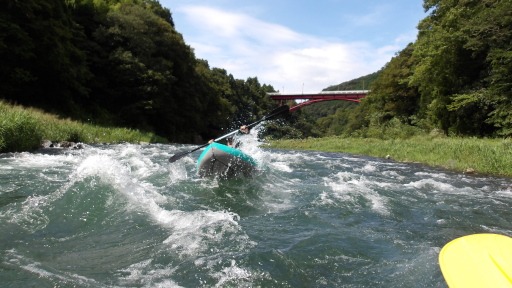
[[439, 234, 512, 288]]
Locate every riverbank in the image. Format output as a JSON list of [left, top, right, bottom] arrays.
[[0, 101, 166, 153], [268, 136, 512, 177]]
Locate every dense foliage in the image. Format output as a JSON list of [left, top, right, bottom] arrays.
[[0, 0, 276, 143], [322, 0, 512, 138], [2, 0, 511, 142]]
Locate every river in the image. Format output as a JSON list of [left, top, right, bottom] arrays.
[[1, 136, 511, 287]]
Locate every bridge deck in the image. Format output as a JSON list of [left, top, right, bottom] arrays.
[[268, 90, 368, 100], [268, 90, 370, 100], [268, 91, 369, 111]]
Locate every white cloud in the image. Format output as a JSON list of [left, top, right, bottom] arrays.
[[177, 5, 400, 92], [394, 30, 419, 46]]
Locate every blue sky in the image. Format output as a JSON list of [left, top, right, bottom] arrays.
[[158, 0, 427, 92]]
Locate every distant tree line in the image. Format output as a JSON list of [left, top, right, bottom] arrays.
[[305, 0, 512, 138], [0, 0, 279, 143]]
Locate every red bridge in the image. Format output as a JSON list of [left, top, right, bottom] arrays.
[[268, 90, 368, 112]]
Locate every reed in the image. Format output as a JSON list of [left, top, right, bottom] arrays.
[[268, 136, 512, 177], [0, 101, 166, 153]]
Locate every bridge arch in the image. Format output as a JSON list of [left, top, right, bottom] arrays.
[[268, 90, 369, 112]]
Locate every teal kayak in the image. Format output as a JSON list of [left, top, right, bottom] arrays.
[[196, 143, 257, 178]]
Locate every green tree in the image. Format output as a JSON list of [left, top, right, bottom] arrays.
[[363, 44, 420, 126], [448, 0, 512, 136], [74, 1, 210, 141], [410, 0, 504, 136], [0, 0, 90, 114]]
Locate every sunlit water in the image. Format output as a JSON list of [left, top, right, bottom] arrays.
[[1, 135, 512, 287]]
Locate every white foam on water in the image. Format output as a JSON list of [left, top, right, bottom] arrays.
[[381, 170, 405, 180], [0, 151, 86, 232], [63, 147, 254, 274], [159, 209, 246, 257], [2, 168, 85, 233], [491, 187, 512, 199], [356, 163, 378, 173], [199, 177, 220, 189], [415, 171, 450, 180], [156, 208, 240, 231], [234, 126, 280, 172], [119, 145, 159, 178], [270, 161, 293, 172], [267, 150, 300, 163], [236, 126, 318, 170], [404, 178, 459, 194], [344, 156, 366, 162], [321, 172, 390, 215], [211, 259, 257, 287], [260, 181, 296, 213], [3, 195, 51, 232], [77, 149, 172, 203], [1, 150, 81, 171], [168, 160, 189, 183], [2, 145, 179, 233], [267, 152, 298, 173], [114, 210, 255, 286], [117, 259, 184, 288]]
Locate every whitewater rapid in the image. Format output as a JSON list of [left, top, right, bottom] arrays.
[[1, 138, 511, 287]]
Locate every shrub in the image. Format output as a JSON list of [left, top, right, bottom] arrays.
[[0, 101, 166, 153]]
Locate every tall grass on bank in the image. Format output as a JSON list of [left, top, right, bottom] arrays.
[[268, 136, 512, 177], [0, 101, 167, 153]]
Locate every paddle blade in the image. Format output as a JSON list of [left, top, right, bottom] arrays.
[[439, 234, 512, 288], [265, 105, 289, 120], [168, 150, 191, 163]]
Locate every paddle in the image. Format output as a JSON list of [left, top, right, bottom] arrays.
[[168, 105, 289, 163], [439, 233, 512, 288]]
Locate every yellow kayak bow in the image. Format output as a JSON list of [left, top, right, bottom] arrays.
[[439, 234, 512, 288]]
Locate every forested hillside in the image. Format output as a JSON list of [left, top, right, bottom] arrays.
[[318, 0, 512, 138], [0, 0, 277, 143], [2, 0, 511, 143]]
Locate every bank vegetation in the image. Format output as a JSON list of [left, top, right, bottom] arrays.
[[0, 101, 163, 152], [269, 134, 512, 177]]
